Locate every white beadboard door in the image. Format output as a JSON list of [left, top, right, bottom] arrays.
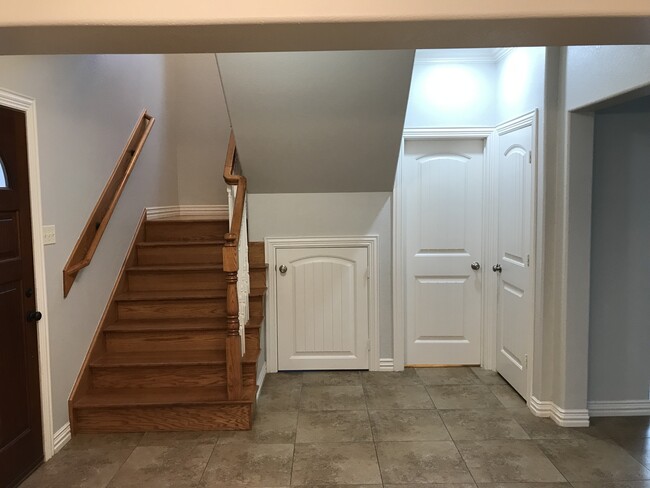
[[276, 246, 369, 370]]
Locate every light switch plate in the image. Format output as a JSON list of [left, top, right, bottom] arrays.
[[43, 225, 56, 245]]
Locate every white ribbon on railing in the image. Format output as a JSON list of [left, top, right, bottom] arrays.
[[227, 184, 250, 357]]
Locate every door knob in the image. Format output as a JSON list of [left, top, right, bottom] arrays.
[[278, 265, 288, 274], [492, 264, 502, 273], [27, 311, 42, 322], [471, 262, 481, 271]]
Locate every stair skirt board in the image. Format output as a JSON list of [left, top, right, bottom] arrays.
[[68, 212, 265, 434]]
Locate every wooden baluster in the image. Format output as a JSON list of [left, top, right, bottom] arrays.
[[223, 234, 243, 400]]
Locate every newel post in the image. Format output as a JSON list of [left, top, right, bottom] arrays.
[[223, 233, 243, 400]]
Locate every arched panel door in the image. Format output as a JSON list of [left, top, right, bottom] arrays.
[[276, 247, 369, 370], [403, 138, 485, 365]]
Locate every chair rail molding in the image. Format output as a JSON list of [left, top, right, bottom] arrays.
[[0, 87, 54, 460], [265, 235, 379, 374]]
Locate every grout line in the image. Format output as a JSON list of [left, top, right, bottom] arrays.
[[196, 440, 218, 486]]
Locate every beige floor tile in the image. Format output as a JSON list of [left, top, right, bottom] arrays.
[[364, 384, 434, 409], [63, 433, 143, 451], [200, 443, 294, 487], [537, 438, 650, 481], [427, 385, 503, 410], [302, 371, 362, 386], [262, 372, 304, 390], [470, 367, 508, 385], [490, 385, 527, 408], [291, 442, 381, 485], [369, 409, 451, 441], [219, 411, 298, 444], [440, 408, 530, 440], [300, 385, 367, 411], [376, 441, 474, 484], [258, 385, 302, 412], [296, 410, 372, 443], [20, 447, 134, 488], [416, 367, 483, 386], [361, 369, 423, 386], [108, 443, 213, 488], [456, 439, 566, 482], [139, 430, 220, 446]]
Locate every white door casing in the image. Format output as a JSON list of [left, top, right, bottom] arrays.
[[495, 115, 536, 398], [403, 138, 485, 365]]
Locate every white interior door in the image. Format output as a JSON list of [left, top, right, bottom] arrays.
[[495, 121, 534, 398], [404, 138, 484, 365], [276, 247, 369, 370]]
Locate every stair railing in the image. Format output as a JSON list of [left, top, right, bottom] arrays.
[[223, 131, 249, 400], [62, 110, 155, 297]]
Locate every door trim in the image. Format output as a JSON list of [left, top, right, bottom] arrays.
[[495, 110, 539, 403], [0, 88, 54, 460], [394, 128, 495, 372], [265, 236, 379, 373]]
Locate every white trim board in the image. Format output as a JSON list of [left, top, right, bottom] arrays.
[[53, 422, 71, 454], [588, 400, 650, 417], [256, 362, 267, 400], [146, 204, 228, 220], [394, 128, 495, 373], [265, 236, 380, 373], [0, 88, 55, 461], [529, 396, 590, 427], [379, 358, 394, 371]]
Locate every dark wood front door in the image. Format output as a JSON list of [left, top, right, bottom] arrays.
[[0, 105, 43, 487]]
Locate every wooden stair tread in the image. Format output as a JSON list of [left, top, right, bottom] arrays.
[[137, 240, 225, 247], [147, 218, 228, 224], [92, 350, 226, 367], [74, 385, 256, 408], [105, 316, 263, 332], [126, 263, 267, 272], [116, 288, 266, 302]]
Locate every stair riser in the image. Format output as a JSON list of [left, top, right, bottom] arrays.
[[137, 245, 223, 266], [105, 330, 224, 353], [74, 404, 253, 432], [127, 270, 226, 292], [145, 221, 229, 242], [90, 364, 257, 389], [118, 300, 226, 320], [250, 269, 267, 289]]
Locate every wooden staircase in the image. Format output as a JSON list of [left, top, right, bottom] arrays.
[[69, 216, 266, 433]]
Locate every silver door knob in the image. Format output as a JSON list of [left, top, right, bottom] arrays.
[[471, 262, 481, 271], [492, 264, 502, 273], [279, 265, 288, 274]]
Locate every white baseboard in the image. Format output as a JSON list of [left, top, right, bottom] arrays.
[[529, 395, 590, 427], [256, 362, 267, 400], [588, 400, 650, 417], [53, 422, 71, 453], [379, 358, 394, 371], [146, 205, 228, 220]]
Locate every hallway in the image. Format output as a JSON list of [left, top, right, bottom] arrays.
[[21, 367, 650, 487]]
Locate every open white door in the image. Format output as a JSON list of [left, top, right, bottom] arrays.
[[276, 246, 369, 370], [403, 138, 485, 366], [494, 116, 536, 398]]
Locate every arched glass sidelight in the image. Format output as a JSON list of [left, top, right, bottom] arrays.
[[0, 156, 7, 188]]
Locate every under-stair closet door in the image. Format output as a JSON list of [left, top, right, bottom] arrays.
[[404, 138, 485, 366], [276, 247, 369, 370]]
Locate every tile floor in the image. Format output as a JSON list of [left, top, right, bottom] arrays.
[[20, 367, 650, 487]]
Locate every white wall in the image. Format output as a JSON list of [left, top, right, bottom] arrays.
[[217, 50, 414, 193], [405, 58, 497, 128], [549, 45, 650, 412], [248, 193, 393, 358], [589, 108, 650, 402], [0, 54, 179, 433], [167, 54, 230, 205]]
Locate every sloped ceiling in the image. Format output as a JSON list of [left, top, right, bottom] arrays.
[[217, 50, 415, 193]]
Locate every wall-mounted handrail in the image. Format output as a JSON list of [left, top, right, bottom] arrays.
[[222, 131, 248, 400], [62, 110, 155, 297]]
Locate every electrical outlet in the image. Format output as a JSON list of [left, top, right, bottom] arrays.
[[43, 225, 56, 245]]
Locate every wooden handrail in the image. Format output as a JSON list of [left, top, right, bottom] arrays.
[[63, 110, 155, 297], [222, 131, 247, 400]]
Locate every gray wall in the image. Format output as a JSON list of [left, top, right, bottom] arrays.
[[589, 106, 650, 402], [0, 55, 179, 432], [217, 50, 414, 193], [168, 54, 230, 205], [248, 193, 393, 358]]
